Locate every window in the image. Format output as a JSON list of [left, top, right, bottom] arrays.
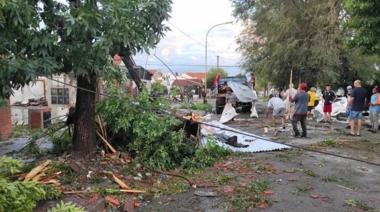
[[51, 88, 69, 104]]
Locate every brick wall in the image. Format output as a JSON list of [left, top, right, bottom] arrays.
[[0, 99, 12, 140]]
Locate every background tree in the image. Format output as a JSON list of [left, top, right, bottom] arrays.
[[207, 68, 228, 88], [345, 0, 380, 55], [0, 0, 171, 154], [232, 0, 379, 88]]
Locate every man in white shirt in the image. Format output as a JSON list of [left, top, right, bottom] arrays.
[[284, 83, 297, 120], [267, 94, 286, 129]]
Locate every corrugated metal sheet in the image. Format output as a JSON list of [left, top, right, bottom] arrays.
[[201, 121, 290, 153]]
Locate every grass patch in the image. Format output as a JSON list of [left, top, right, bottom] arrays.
[[149, 178, 190, 197], [249, 180, 269, 193], [295, 184, 313, 193], [303, 169, 319, 177], [344, 199, 375, 211], [276, 149, 304, 162], [231, 180, 271, 210], [320, 139, 337, 147], [216, 175, 235, 185], [322, 175, 339, 182]]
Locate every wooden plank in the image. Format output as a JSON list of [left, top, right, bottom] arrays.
[[24, 160, 51, 181], [97, 131, 116, 153]]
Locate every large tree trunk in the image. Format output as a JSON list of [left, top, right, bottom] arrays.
[[72, 74, 97, 155]]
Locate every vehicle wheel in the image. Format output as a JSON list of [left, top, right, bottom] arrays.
[[241, 103, 252, 113]]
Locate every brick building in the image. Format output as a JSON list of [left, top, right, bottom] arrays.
[[0, 99, 12, 139]]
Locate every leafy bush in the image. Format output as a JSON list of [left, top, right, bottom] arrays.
[[170, 87, 181, 98], [182, 139, 230, 172], [190, 103, 211, 111], [48, 201, 84, 212], [151, 82, 167, 97], [180, 103, 211, 111], [0, 156, 24, 177], [0, 156, 62, 212], [52, 130, 72, 153], [98, 91, 194, 170]]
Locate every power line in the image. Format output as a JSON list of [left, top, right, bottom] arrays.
[[167, 22, 238, 57], [152, 54, 204, 86], [137, 63, 241, 68], [46, 76, 380, 168]]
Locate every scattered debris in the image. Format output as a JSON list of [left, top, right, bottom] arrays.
[[194, 190, 218, 197], [105, 195, 120, 207], [201, 121, 290, 152], [24, 160, 51, 181], [112, 173, 130, 189], [96, 131, 116, 154]]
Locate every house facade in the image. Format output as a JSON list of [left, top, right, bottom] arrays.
[[10, 75, 77, 125]]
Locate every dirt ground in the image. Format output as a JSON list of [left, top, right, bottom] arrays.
[[138, 105, 380, 211]]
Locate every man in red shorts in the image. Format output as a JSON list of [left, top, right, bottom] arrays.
[[322, 84, 336, 123]]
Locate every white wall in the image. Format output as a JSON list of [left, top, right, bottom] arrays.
[[10, 75, 77, 125], [10, 80, 46, 104]]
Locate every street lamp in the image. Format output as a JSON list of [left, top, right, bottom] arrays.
[[204, 21, 233, 97]]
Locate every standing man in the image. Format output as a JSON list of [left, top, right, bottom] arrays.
[[369, 86, 380, 133], [349, 80, 367, 136], [322, 84, 336, 123], [284, 83, 298, 120], [267, 94, 286, 129], [291, 83, 309, 138]]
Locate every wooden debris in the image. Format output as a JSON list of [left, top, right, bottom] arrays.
[[120, 189, 145, 194], [97, 131, 117, 153], [41, 171, 62, 182], [112, 174, 130, 189], [24, 160, 51, 181], [44, 179, 61, 187], [31, 172, 46, 182]]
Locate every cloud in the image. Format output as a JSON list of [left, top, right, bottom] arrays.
[[134, 0, 242, 75]]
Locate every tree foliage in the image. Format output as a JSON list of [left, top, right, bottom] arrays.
[[345, 0, 380, 55], [0, 0, 172, 153], [232, 0, 379, 88], [207, 68, 228, 87], [97, 89, 194, 170]]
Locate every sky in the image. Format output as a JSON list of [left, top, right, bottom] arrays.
[[133, 0, 243, 76]]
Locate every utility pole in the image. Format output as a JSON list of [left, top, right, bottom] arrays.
[[217, 55, 220, 69]]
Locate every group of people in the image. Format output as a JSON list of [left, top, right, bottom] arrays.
[[266, 80, 380, 138]]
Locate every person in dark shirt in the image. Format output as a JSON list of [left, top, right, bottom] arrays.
[[291, 83, 309, 138], [322, 84, 336, 123], [348, 80, 367, 136]]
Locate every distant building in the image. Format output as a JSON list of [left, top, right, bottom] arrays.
[[181, 72, 206, 84]]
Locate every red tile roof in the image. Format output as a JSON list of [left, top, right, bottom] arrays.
[[172, 79, 203, 87], [184, 72, 206, 80]]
